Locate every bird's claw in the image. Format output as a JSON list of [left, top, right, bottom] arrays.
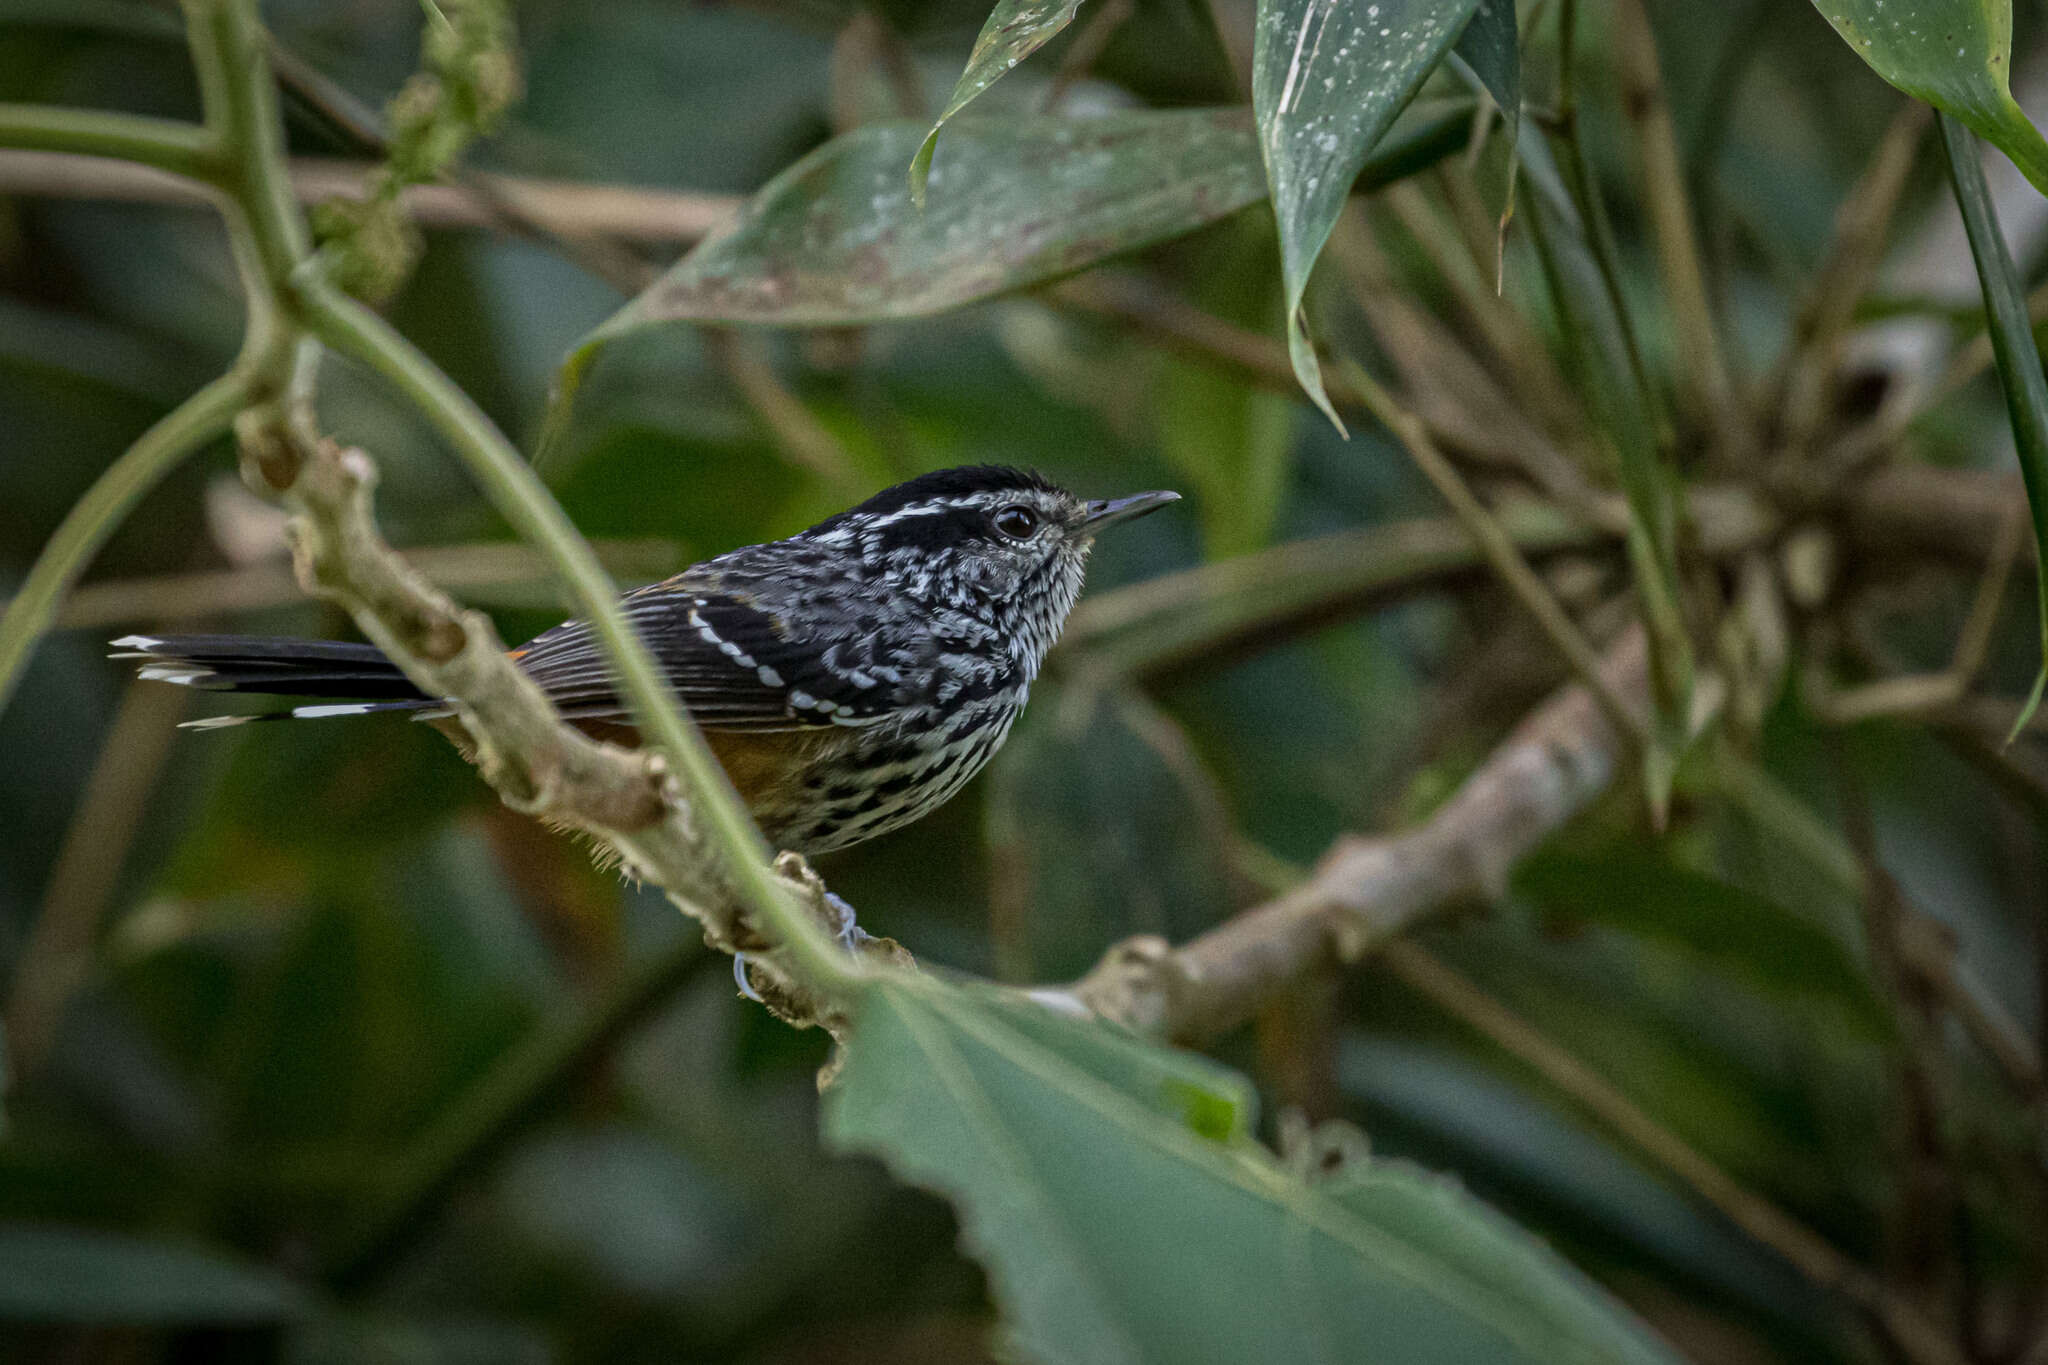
[[733, 891, 871, 1004]]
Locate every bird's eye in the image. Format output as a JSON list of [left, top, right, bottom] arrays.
[[992, 505, 1040, 540]]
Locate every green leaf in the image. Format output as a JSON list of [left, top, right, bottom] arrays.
[[826, 975, 1680, 1365], [1812, 0, 2048, 195], [545, 102, 1475, 450], [1938, 112, 2048, 738], [589, 109, 1266, 339], [0, 1224, 311, 1324], [1252, 0, 1480, 428], [910, 0, 1086, 205]]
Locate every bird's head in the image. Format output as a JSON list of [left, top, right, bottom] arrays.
[[800, 465, 1179, 661]]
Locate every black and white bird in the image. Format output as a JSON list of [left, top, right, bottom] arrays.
[[114, 466, 1178, 854]]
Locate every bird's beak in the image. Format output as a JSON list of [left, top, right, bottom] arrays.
[[1081, 490, 1180, 534]]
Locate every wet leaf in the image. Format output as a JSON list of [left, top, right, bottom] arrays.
[[911, 0, 1086, 204], [1812, 0, 2048, 194], [826, 975, 1680, 1365], [1252, 0, 1481, 428]]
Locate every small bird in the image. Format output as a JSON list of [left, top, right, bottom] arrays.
[[114, 466, 1178, 855]]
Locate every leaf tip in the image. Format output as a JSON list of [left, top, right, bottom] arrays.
[[908, 131, 939, 212], [2002, 663, 2047, 748]]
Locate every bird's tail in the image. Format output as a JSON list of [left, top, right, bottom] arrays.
[[110, 633, 445, 730]]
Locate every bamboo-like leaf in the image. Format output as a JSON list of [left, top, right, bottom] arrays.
[[1252, 0, 1480, 429], [591, 110, 1266, 340], [1937, 112, 2048, 737], [549, 102, 1475, 448], [910, 0, 1086, 205], [1812, 0, 2048, 195], [826, 975, 1682, 1365]]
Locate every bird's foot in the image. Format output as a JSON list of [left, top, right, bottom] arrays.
[[733, 891, 871, 1004]]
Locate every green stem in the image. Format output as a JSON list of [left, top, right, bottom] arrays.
[[0, 104, 220, 181], [0, 369, 253, 718], [1938, 112, 2048, 740], [181, 0, 311, 292], [293, 278, 855, 991]]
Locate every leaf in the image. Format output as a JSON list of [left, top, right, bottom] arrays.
[[1252, 0, 1481, 429], [910, 0, 1086, 205], [825, 975, 1680, 1365], [0, 1223, 310, 1324], [1812, 0, 2048, 195], [1937, 112, 2048, 738], [588, 109, 1267, 340], [548, 102, 1476, 445]]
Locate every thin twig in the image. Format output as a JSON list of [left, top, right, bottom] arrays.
[[3, 680, 190, 1077], [1054, 504, 1611, 683], [1390, 176, 1589, 447], [1343, 363, 1645, 745], [1545, 0, 1661, 440], [1779, 102, 1930, 458], [1326, 203, 1606, 516], [11, 538, 684, 631], [1613, 0, 1749, 457], [0, 148, 739, 245], [1808, 498, 2024, 725]]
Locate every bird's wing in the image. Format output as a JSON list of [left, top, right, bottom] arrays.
[[509, 578, 902, 732]]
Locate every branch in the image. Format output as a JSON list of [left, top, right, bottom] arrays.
[[0, 148, 739, 245], [0, 105, 220, 180], [1068, 629, 1651, 1042], [250, 402, 884, 1026]]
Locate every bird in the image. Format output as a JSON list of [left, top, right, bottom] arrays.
[[112, 466, 1179, 856]]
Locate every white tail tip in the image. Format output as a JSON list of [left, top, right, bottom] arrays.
[[179, 715, 255, 731]]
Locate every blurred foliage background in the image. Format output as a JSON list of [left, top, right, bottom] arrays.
[[2, 0, 2047, 1361]]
